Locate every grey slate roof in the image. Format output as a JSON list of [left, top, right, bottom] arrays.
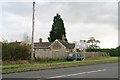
[[57, 39, 75, 49], [34, 42, 51, 49]]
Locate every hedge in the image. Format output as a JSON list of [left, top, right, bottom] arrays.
[[2, 42, 31, 61], [86, 48, 120, 57]]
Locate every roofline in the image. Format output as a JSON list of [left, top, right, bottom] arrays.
[[49, 39, 66, 49], [34, 47, 50, 49]]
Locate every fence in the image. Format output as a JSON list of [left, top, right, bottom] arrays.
[[35, 49, 108, 60]]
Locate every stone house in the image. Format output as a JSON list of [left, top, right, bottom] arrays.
[[34, 38, 75, 51], [34, 38, 75, 59]]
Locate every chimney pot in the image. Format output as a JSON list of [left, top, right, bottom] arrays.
[[39, 38, 42, 43]]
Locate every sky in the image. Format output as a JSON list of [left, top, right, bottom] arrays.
[[0, 0, 119, 48]]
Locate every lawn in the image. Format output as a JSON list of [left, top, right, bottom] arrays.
[[1, 57, 119, 74]]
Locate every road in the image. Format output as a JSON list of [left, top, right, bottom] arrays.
[[2, 63, 118, 79]]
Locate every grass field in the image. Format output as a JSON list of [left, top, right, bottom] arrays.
[[1, 57, 119, 74]]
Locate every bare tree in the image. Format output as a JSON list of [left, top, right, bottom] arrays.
[[1, 38, 9, 43], [87, 37, 100, 49], [22, 32, 30, 44]]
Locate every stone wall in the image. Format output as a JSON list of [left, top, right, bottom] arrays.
[[35, 49, 68, 60], [35, 49, 108, 60], [80, 52, 108, 58]]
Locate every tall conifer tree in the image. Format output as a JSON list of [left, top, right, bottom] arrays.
[[48, 13, 67, 42]]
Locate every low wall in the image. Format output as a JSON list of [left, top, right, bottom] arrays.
[[35, 49, 108, 60], [35, 49, 68, 60], [80, 52, 108, 58]]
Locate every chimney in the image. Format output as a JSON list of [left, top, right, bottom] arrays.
[[15, 40, 17, 42], [39, 38, 42, 43]]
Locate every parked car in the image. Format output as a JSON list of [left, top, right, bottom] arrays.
[[67, 52, 85, 61]]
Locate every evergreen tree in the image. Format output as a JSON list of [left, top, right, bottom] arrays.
[[48, 13, 67, 42]]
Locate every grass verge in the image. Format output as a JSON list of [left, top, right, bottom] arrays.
[[2, 57, 119, 74]]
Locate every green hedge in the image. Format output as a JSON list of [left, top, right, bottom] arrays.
[[2, 42, 31, 61], [86, 48, 120, 57]]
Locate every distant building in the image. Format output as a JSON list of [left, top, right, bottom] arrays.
[[79, 40, 88, 52], [74, 40, 88, 52], [15, 41, 25, 45]]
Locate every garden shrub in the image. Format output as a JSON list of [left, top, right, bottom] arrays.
[[86, 48, 120, 57], [2, 42, 31, 61]]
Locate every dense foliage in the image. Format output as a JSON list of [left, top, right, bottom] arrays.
[[48, 13, 67, 42], [2, 42, 31, 61], [86, 47, 120, 57]]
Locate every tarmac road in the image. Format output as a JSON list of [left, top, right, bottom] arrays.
[[2, 62, 118, 79]]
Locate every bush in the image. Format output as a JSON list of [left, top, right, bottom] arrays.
[[86, 48, 120, 57], [2, 42, 31, 61]]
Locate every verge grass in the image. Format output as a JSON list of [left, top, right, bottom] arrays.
[[2, 57, 118, 74]]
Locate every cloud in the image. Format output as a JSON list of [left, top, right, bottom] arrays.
[[62, 2, 117, 26], [2, 2, 32, 16], [1, 2, 118, 48], [1, 12, 32, 41], [2, 2, 117, 26]]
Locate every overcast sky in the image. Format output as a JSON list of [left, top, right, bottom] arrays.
[[0, 0, 119, 48]]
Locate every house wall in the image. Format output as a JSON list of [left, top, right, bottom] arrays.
[[50, 41, 65, 49]]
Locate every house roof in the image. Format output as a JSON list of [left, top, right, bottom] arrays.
[[57, 39, 75, 49], [34, 42, 51, 49], [34, 39, 75, 49], [68, 43, 75, 49], [15, 41, 25, 45]]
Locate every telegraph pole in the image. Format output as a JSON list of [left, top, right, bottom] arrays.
[[31, 1, 35, 61]]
